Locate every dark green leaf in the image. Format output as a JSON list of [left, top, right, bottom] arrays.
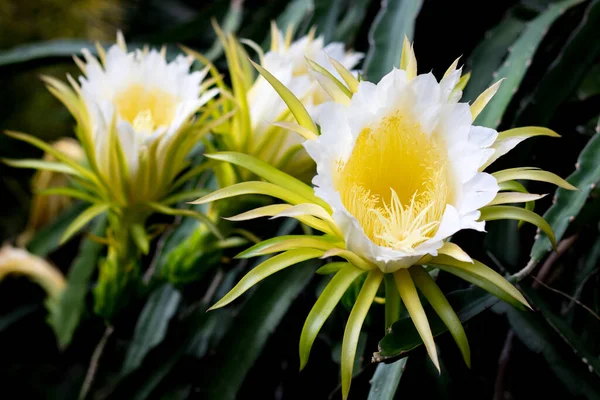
[[505, 304, 600, 399], [530, 128, 600, 261], [362, 0, 423, 82], [0, 40, 98, 67], [200, 260, 316, 400], [463, 15, 525, 102], [524, 289, 600, 379], [574, 236, 600, 290], [517, 0, 600, 125], [485, 220, 521, 270], [367, 359, 408, 400], [46, 216, 106, 349], [27, 202, 87, 257], [129, 311, 213, 400], [121, 283, 182, 377], [333, 0, 373, 43], [0, 40, 183, 68], [121, 220, 298, 399], [475, 0, 585, 128], [578, 65, 600, 100], [112, 267, 239, 400], [312, 0, 343, 43], [0, 304, 38, 332]]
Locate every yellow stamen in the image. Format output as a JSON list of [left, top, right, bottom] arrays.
[[335, 112, 451, 252], [114, 84, 177, 132], [132, 109, 155, 133]]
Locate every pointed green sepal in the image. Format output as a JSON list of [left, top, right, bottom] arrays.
[[208, 249, 325, 311], [479, 205, 556, 250], [315, 262, 348, 275], [437, 242, 473, 263], [300, 265, 365, 370], [483, 127, 561, 170], [191, 181, 310, 207], [145, 202, 223, 240], [492, 167, 577, 190], [60, 203, 109, 245], [236, 235, 342, 258], [410, 266, 470, 367], [327, 56, 359, 93], [384, 274, 402, 330], [427, 254, 530, 310], [471, 79, 502, 121], [37, 187, 100, 204], [306, 57, 353, 103], [488, 192, 546, 206], [394, 269, 440, 372], [204, 152, 328, 210], [2, 158, 80, 176], [250, 60, 319, 136], [341, 269, 383, 399], [130, 224, 150, 255]]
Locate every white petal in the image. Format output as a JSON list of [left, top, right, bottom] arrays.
[[469, 125, 499, 148], [458, 172, 499, 215], [439, 67, 462, 102], [409, 73, 442, 134]]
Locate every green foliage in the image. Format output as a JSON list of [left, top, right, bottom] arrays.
[[121, 283, 182, 376], [474, 0, 585, 128], [503, 301, 600, 399], [367, 359, 408, 400], [27, 202, 88, 257], [201, 261, 316, 399], [463, 16, 525, 102], [530, 126, 600, 261], [362, 0, 423, 82], [47, 216, 107, 349], [93, 245, 140, 321]]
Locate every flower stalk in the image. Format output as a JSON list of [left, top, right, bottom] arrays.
[[3, 33, 224, 318]]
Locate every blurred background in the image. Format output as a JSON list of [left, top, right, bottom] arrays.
[[0, 0, 599, 399]]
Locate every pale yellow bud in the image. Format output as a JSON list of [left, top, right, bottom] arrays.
[[18, 138, 85, 246], [0, 245, 65, 301]]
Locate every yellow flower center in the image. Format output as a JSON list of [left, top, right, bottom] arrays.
[[335, 113, 452, 253], [114, 84, 177, 132]]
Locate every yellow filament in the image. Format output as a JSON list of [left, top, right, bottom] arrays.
[[335, 113, 451, 252], [114, 84, 177, 132]]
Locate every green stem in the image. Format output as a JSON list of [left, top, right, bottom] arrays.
[[93, 210, 146, 321]]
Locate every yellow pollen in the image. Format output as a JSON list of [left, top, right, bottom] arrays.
[[132, 109, 155, 132], [114, 84, 177, 133], [335, 113, 452, 253]]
